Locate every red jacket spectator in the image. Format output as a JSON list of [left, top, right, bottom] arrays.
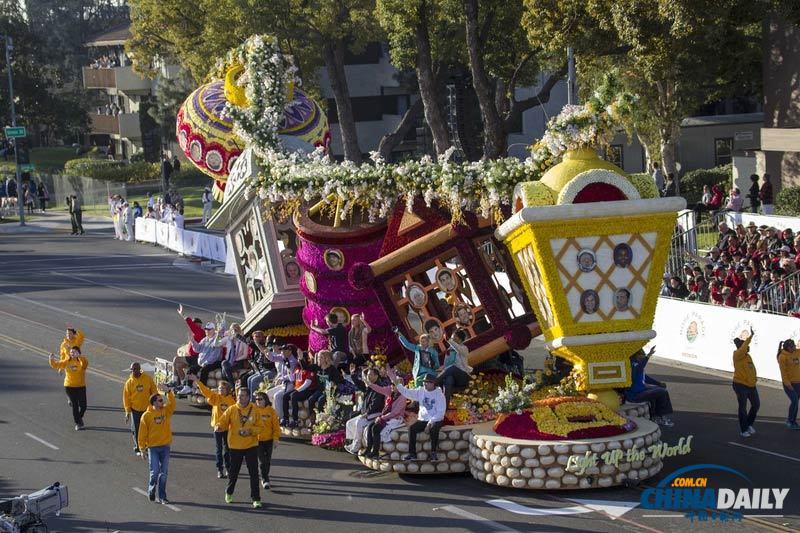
[[709, 185, 723, 208], [185, 317, 204, 357]]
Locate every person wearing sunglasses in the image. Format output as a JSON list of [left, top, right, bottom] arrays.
[[137, 384, 176, 504]]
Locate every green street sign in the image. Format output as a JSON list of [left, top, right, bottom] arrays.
[[4, 126, 26, 138], [19, 163, 35, 172]]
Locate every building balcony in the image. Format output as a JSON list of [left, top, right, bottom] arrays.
[[88, 113, 142, 139], [82, 66, 152, 92]]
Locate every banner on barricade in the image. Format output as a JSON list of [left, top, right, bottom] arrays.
[[650, 297, 786, 382]]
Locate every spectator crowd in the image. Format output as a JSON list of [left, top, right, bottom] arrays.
[[665, 220, 800, 316]]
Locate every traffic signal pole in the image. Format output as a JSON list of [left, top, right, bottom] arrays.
[[4, 35, 23, 225]]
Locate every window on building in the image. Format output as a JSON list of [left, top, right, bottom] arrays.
[[714, 137, 733, 166], [605, 145, 624, 169]]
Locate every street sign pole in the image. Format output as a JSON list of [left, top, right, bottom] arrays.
[[4, 35, 23, 226]]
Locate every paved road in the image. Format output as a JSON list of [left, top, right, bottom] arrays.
[[1, 223, 799, 532]]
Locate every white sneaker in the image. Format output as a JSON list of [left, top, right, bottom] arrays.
[[740, 431, 751, 438], [660, 417, 674, 427], [345, 444, 359, 455], [746, 426, 756, 435], [177, 385, 193, 395]]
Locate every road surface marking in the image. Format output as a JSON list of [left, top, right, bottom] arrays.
[[24, 432, 59, 450], [51, 271, 244, 320], [435, 505, 522, 532], [43, 263, 173, 273], [0, 253, 172, 267], [488, 498, 639, 519], [0, 291, 178, 347], [0, 333, 126, 384], [0, 308, 152, 363], [728, 442, 800, 463], [132, 487, 181, 512]]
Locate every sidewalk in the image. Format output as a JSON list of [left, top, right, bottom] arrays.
[[0, 210, 113, 234]]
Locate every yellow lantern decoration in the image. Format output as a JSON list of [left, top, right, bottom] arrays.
[[497, 148, 684, 407]]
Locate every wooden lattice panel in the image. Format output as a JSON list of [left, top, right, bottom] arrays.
[[550, 232, 656, 323], [516, 244, 554, 329]]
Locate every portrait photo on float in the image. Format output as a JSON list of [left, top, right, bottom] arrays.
[[284, 260, 301, 283], [453, 303, 475, 327], [581, 289, 599, 314], [406, 282, 428, 309], [614, 288, 630, 311], [613, 243, 633, 267], [577, 249, 596, 272], [324, 249, 345, 271], [435, 268, 458, 292]]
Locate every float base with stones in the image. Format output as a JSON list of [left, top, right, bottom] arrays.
[[469, 375, 661, 490]]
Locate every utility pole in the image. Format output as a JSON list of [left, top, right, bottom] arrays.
[[4, 35, 23, 225], [567, 47, 577, 105]]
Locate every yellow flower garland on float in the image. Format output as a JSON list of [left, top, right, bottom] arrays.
[[262, 324, 309, 337], [530, 397, 627, 437]]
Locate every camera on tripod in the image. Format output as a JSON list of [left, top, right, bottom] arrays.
[[0, 483, 68, 533]]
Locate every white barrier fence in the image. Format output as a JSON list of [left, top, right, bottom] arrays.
[[135, 218, 235, 274], [649, 296, 797, 383], [724, 211, 800, 232]]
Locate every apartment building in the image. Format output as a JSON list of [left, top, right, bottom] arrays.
[[82, 23, 179, 161]]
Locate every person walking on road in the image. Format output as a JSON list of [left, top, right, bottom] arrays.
[[123, 362, 158, 456], [253, 391, 280, 489], [48, 347, 89, 430], [777, 339, 800, 430], [137, 385, 176, 504], [216, 386, 264, 508], [732, 327, 759, 437], [69, 194, 84, 235], [60, 326, 84, 360], [201, 186, 213, 224], [192, 377, 235, 479]]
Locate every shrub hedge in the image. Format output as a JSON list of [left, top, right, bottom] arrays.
[[679, 164, 731, 204], [776, 187, 800, 217], [63, 158, 159, 182]]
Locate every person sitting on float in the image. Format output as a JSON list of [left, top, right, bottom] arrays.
[[307, 350, 343, 414], [361, 377, 407, 459], [345, 365, 386, 455], [388, 368, 446, 462], [393, 326, 440, 386], [265, 344, 299, 425], [282, 357, 319, 428], [625, 346, 674, 427], [435, 329, 472, 405]]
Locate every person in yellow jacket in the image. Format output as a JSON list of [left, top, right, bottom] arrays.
[[123, 362, 158, 456], [60, 326, 85, 359], [137, 385, 176, 504], [191, 375, 234, 478], [253, 391, 280, 490], [215, 386, 264, 508], [732, 327, 759, 438], [48, 347, 89, 430], [777, 338, 800, 430]]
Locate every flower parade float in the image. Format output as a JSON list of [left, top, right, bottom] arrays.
[[469, 94, 685, 490], [179, 36, 683, 484]]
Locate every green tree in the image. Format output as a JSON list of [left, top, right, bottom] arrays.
[[0, 0, 92, 144], [128, 0, 381, 163], [378, 0, 565, 160], [524, 0, 768, 178], [376, 0, 458, 156]]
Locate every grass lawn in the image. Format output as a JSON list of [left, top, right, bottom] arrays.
[[0, 147, 80, 173]]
